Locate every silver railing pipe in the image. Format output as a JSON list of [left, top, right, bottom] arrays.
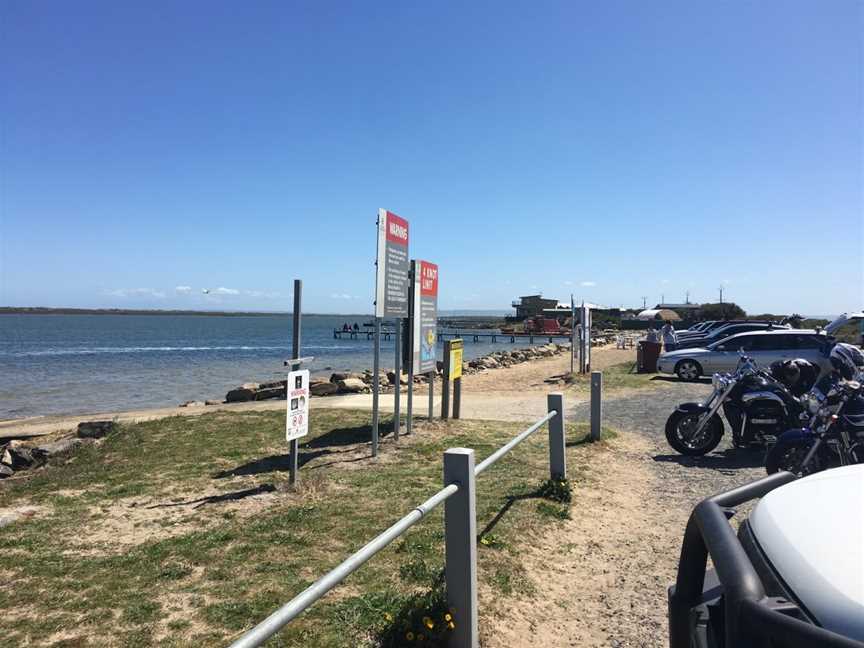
[[227, 483, 460, 648], [474, 410, 556, 476]]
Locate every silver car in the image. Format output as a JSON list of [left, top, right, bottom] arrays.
[[657, 329, 830, 380]]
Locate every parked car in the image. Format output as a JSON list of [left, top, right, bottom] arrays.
[[675, 322, 790, 349], [657, 329, 830, 380], [668, 465, 864, 648], [677, 320, 778, 340]]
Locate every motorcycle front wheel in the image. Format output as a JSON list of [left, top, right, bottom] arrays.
[[665, 411, 723, 456], [765, 438, 822, 476]]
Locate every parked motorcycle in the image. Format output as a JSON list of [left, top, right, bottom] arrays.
[[665, 355, 814, 456], [765, 376, 864, 475]]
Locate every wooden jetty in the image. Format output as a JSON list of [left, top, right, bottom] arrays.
[[334, 328, 570, 345], [333, 329, 392, 340]]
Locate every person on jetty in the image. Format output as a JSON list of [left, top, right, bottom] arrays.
[[661, 320, 678, 352], [353, 322, 360, 331], [342, 323, 350, 332]]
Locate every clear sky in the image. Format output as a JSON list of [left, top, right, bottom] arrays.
[[1, 0, 861, 315]]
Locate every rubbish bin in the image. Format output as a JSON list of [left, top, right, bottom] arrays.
[[637, 340, 662, 373]]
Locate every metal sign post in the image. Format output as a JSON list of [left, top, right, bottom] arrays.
[[373, 209, 410, 455], [372, 316, 380, 457], [394, 317, 401, 440], [441, 340, 452, 420], [428, 371, 434, 420], [289, 279, 302, 485], [406, 265, 416, 435], [570, 293, 575, 375]]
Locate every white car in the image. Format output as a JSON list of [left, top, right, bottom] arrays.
[[669, 465, 864, 647], [657, 329, 829, 380]]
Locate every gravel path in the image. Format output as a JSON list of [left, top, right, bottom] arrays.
[[486, 380, 769, 648]]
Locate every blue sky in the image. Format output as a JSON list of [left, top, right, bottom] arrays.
[[1, 0, 861, 315]]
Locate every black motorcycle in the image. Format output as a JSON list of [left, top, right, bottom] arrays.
[[765, 376, 864, 475], [665, 355, 812, 456]]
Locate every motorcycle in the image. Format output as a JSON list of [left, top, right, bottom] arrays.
[[665, 354, 812, 456], [765, 375, 864, 476]]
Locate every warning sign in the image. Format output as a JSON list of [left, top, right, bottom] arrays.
[[449, 339, 463, 380], [286, 369, 310, 442], [375, 209, 410, 318]]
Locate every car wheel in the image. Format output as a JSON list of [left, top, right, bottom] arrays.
[[675, 360, 702, 381]]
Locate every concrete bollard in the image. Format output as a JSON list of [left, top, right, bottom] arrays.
[[546, 393, 567, 480], [443, 448, 478, 648], [591, 371, 602, 441]]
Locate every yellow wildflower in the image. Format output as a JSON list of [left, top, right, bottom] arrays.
[[384, 612, 393, 622], [480, 537, 490, 545], [423, 616, 434, 629], [448, 621, 456, 630], [444, 613, 452, 621]]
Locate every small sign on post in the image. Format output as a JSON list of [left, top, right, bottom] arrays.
[[286, 369, 310, 442], [450, 339, 463, 418], [442, 338, 463, 419], [449, 338, 463, 380]]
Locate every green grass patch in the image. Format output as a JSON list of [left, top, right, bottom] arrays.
[[0, 410, 612, 647], [564, 361, 653, 392]]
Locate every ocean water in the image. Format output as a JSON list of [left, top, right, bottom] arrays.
[[0, 314, 536, 419]]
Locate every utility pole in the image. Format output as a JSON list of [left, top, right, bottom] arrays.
[[641, 296, 647, 309], [685, 290, 690, 304]]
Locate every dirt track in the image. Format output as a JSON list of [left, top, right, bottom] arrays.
[[485, 381, 767, 648]]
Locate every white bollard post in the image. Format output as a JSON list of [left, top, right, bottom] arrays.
[[546, 393, 567, 480], [443, 448, 478, 648]]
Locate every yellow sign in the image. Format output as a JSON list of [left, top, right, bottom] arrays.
[[449, 339, 463, 380]]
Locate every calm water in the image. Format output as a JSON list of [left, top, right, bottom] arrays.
[[0, 314, 530, 419]]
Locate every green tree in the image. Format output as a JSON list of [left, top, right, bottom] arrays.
[[698, 302, 746, 321]]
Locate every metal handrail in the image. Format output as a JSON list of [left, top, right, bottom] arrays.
[[475, 410, 556, 476], [227, 409, 560, 648], [228, 483, 460, 648]]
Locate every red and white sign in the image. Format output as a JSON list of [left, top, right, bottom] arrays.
[[286, 369, 310, 442], [375, 209, 410, 318], [411, 260, 438, 374]]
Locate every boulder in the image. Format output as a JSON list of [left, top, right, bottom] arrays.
[[77, 421, 116, 439], [480, 357, 500, 369], [330, 371, 362, 383], [0, 463, 13, 478], [1, 445, 47, 471], [255, 387, 285, 401], [241, 382, 260, 390], [36, 438, 82, 457], [205, 399, 224, 406], [310, 382, 339, 396], [386, 371, 409, 386], [226, 387, 256, 403], [337, 378, 368, 393], [179, 400, 205, 407]]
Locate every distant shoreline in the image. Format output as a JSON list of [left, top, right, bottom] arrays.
[[2, 307, 315, 317], [0, 307, 510, 319]]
